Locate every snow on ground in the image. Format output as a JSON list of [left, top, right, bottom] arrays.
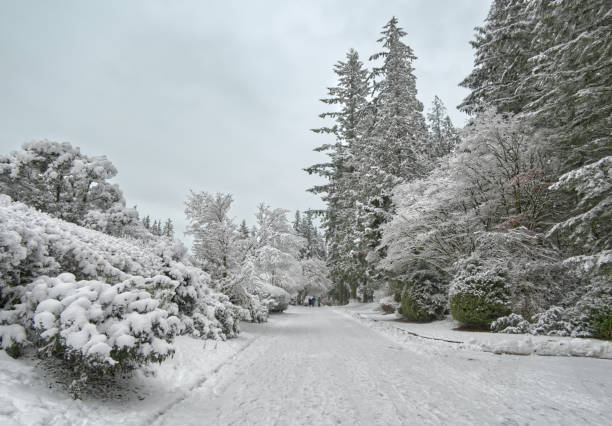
[[2, 306, 612, 425], [0, 332, 256, 426], [339, 302, 612, 359], [157, 306, 611, 425]]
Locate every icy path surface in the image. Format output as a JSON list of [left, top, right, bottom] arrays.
[[155, 306, 611, 426]]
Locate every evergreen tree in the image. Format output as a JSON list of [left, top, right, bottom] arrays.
[[143, 215, 151, 230], [163, 218, 174, 238], [458, 0, 536, 115], [353, 17, 430, 295], [238, 219, 250, 239], [305, 48, 370, 302], [427, 96, 459, 159], [293, 210, 302, 234], [366, 17, 430, 182]]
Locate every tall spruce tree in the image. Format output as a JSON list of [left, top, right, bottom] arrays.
[[352, 17, 429, 296], [305, 49, 370, 302]]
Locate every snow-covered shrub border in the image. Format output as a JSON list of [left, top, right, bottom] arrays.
[[3, 273, 181, 374], [0, 195, 240, 342]]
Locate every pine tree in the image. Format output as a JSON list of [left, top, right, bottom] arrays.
[[163, 218, 174, 238], [143, 215, 151, 230], [366, 16, 430, 182], [522, 0, 612, 168], [293, 211, 302, 234], [458, 0, 536, 115], [427, 96, 459, 159], [238, 219, 250, 239], [305, 48, 370, 302], [353, 17, 430, 295]]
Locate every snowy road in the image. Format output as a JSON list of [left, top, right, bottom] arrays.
[[155, 306, 611, 426]]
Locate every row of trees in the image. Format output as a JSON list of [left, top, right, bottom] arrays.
[[306, 17, 459, 303], [184, 192, 331, 319], [143, 216, 174, 238], [309, 3, 610, 339]]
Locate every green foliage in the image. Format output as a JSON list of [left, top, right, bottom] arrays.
[[593, 311, 612, 340], [450, 293, 511, 329], [398, 269, 447, 322], [401, 292, 435, 322], [5, 341, 22, 358], [449, 259, 511, 328]]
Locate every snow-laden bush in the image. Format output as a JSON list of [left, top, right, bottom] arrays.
[[0, 196, 240, 341], [490, 278, 612, 340], [378, 296, 399, 314], [0, 323, 27, 357], [449, 258, 511, 328], [529, 306, 573, 337], [398, 269, 447, 322], [259, 283, 290, 313], [490, 313, 530, 334], [565, 279, 612, 340], [21, 273, 180, 374]]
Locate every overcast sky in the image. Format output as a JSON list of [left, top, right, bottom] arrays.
[[0, 0, 490, 244]]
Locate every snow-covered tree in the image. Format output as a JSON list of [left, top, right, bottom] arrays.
[[546, 156, 611, 277], [305, 48, 370, 302], [459, 0, 536, 115], [352, 17, 430, 293], [0, 140, 124, 225], [238, 220, 250, 239], [185, 192, 238, 281], [426, 96, 460, 159], [366, 16, 429, 182], [163, 218, 174, 238]]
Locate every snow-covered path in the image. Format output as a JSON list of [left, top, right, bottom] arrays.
[[155, 306, 611, 426]]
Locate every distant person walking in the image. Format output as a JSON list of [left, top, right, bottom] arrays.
[[311, 296, 316, 308], [308, 297, 312, 307], [317, 298, 321, 307]]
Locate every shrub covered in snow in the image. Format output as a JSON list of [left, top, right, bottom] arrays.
[[449, 258, 511, 328], [398, 269, 447, 322], [529, 306, 573, 337], [22, 273, 179, 374], [490, 313, 530, 334], [259, 284, 290, 313], [378, 296, 399, 314], [490, 278, 612, 340], [0, 196, 240, 345], [566, 279, 612, 340]]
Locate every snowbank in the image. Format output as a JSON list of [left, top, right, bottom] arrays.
[[338, 303, 612, 359]]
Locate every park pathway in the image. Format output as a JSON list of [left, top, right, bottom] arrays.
[[154, 306, 612, 425]]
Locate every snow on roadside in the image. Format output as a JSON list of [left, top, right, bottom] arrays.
[[0, 331, 258, 426], [336, 303, 612, 359]]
